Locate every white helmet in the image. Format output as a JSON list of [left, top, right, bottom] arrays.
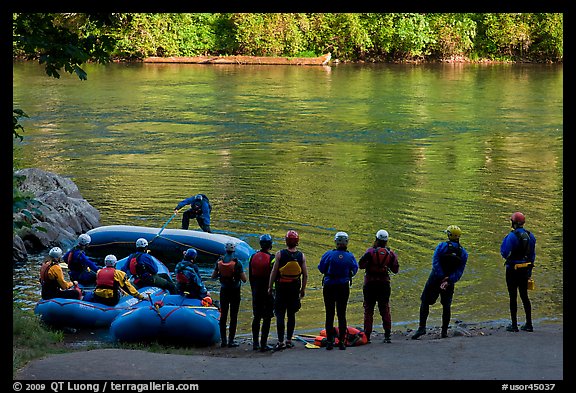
[[49, 247, 63, 259], [136, 238, 148, 248], [376, 230, 389, 241], [225, 241, 236, 253], [78, 233, 91, 246], [104, 254, 117, 267], [334, 231, 349, 246]]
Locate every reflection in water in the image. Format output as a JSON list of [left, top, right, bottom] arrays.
[[13, 61, 563, 336]]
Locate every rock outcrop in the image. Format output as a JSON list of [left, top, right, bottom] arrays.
[[13, 168, 100, 263]]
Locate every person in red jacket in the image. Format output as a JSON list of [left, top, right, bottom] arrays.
[[91, 254, 146, 306], [358, 230, 399, 343], [249, 234, 276, 351]]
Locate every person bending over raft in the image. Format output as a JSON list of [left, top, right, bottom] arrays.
[[122, 238, 177, 294], [174, 193, 212, 233]]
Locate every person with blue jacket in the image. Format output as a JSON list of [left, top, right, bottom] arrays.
[[174, 193, 212, 232], [318, 231, 359, 350], [122, 238, 177, 294], [500, 211, 536, 332], [174, 248, 208, 299], [412, 225, 468, 340], [63, 233, 101, 286]]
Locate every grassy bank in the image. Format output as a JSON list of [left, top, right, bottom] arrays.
[[12, 307, 66, 377], [12, 306, 211, 378]]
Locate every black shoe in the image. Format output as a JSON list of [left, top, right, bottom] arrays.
[[506, 324, 519, 332], [520, 324, 533, 332], [221, 342, 227, 348], [273, 342, 286, 351], [227, 341, 239, 348], [338, 342, 346, 350], [441, 329, 448, 338], [253, 344, 260, 351], [326, 341, 334, 350], [383, 336, 392, 343], [412, 327, 426, 340]]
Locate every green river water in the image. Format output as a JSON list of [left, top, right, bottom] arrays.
[[13, 60, 563, 337]]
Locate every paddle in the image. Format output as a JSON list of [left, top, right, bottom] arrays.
[[294, 336, 320, 349], [149, 212, 177, 245], [147, 293, 163, 318]]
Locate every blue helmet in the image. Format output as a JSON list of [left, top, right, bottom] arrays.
[[184, 248, 198, 261], [259, 234, 273, 248]]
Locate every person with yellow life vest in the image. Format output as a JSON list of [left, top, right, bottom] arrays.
[[268, 230, 308, 351], [91, 254, 146, 306], [39, 247, 82, 300], [62, 234, 101, 286], [248, 234, 276, 352], [318, 231, 359, 350], [211, 241, 247, 348], [358, 229, 399, 344], [500, 211, 537, 333], [121, 238, 177, 294], [412, 225, 468, 340]]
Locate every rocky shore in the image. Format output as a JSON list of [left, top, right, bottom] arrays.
[[13, 168, 100, 263]]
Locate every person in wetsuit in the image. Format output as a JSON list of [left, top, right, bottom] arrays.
[[500, 211, 537, 332], [318, 231, 358, 350], [174, 193, 212, 232], [249, 234, 276, 351], [412, 225, 468, 340], [358, 229, 400, 343], [268, 230, 308, 351], [211, 241, 247, 348]]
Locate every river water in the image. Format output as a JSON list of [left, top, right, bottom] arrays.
[[13, 60, 563, 338]]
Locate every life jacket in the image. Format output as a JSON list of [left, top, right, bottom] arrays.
[[509, 229, 531, 261], [277, 249, 303, 283], [218, 259, 237, 284], [66, 249, 84, 272], [250, 251, 273, 279], [367, 247, 392, 276], [39, 261, 55, 286], [314, 326, 368, 347], [439, 241, 463, 275], [96, 267, 116, 290]]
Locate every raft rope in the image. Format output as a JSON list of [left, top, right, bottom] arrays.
[[90, 237, 220, 257]]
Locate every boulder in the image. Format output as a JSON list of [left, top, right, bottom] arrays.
[[13, 168, 101, 263]]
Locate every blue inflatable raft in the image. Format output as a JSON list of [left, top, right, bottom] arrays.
[[86, 225, 255, 265], [34, 255, 172, 328], [110, 297, 221, 346], [34, 286, 165, 328]]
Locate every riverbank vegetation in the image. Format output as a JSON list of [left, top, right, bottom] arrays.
[[13, 13, 563, 65], [12, 307, 64, 376]]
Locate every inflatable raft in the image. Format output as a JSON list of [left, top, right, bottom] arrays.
[[34, 255, 171, 328], [86, 225, 255, 265], [110, 297, 221, 346], [34, 286, 165, 328]]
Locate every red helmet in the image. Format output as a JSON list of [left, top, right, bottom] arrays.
[[285, 230, 299, 247], [511, 212, 526, 225]]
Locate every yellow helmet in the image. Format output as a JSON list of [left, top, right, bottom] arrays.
[[445, 225, 462, 241]]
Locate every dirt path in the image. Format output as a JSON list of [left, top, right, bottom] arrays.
[[15, 324, 564, 382]]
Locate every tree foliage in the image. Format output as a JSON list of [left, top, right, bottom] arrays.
[[15, 13, 560, 63]]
